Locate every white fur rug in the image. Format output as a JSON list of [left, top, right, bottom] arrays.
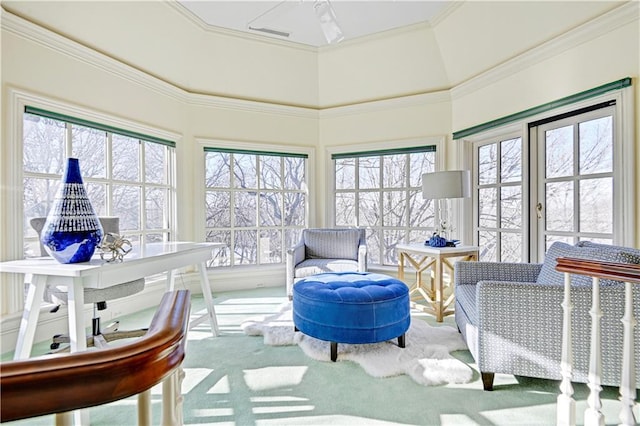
[[241, 303, 472, 386]]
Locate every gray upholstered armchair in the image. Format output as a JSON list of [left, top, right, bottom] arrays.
[[454, 241, 640, 391], [286, 228, 367, 299]]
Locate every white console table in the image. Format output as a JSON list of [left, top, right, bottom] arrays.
[[0, 241, 225, 360]]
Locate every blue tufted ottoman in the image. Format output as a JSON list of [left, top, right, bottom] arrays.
[[292, 272, 410, 361]]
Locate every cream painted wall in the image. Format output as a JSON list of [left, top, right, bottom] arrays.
[[0, 14, 319, 255], [2, 1, 320, 108], [317, 24, 449, 108], [433, 1, 625, 86], [449, 14, 639, 245]]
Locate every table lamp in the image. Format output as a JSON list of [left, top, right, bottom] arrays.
[[422, 170, 471, 242]]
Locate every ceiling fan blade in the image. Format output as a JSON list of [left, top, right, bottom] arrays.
[[313, 0, 344, 44], [247, 0, 302, 34]]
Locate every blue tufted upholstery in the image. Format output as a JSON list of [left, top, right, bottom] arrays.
[[293, 272, 410, 353]]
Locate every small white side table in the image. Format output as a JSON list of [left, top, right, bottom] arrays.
[[396, 243, 479, 322]]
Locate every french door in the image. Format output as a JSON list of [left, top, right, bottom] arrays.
[[473, 103, 616, 262], [534, 105, 615, 258]]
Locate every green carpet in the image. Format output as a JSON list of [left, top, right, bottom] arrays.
[[2, 287, 631, 426]]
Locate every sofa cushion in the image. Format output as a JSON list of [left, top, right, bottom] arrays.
[[304, 229, 361, 261], [294, 258, 360, 279], [576, 241, 640, 264], [537, 241, 640, 286]]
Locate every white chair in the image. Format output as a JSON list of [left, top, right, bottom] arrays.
[[30, 216, 146, 350], [285, 228, 367, 299]]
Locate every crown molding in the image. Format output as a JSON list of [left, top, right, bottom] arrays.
[[319, 90, 451, 119], [451, 1, 639, 100], [0, 9, 318, 119], [428, 1, 465, 29]]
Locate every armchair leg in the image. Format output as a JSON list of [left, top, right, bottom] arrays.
[[481, 372, 495, 391]]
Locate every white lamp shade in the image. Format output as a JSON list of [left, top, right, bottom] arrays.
[[422, 170, 471, 200]]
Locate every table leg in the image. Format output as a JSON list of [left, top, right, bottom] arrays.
[[197, 262, 219, 337], [435, 258, 444, 322], [14, 275, 47, 360], [66, 277, 87, 353]]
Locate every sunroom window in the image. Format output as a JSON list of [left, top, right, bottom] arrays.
[[22, 107, 176, 257], [332, 146, 437, 267], [203, 148, 308, 267]]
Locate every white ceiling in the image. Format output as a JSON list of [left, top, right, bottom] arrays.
[[177, 1, 452, 47]]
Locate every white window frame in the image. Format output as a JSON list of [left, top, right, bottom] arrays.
[[460, 86, 635, 263], [196, 138, 314, 269], [327, 136, 445, 267], [2, 88, 180, 316]]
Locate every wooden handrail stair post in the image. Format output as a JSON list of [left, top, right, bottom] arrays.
[[555, 258, 640, 426], [0, 290, 191, 425]]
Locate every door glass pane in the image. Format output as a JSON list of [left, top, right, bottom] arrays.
[[546, 181, 574, 232], [545, 125, 573, 178], [545, 234, 573, 251], [501, 232, 522, 263], [501, 138, 522, 183], [478, 144, 497, 185], [579, 177, 612, 234], [501, 186, 521, 229], [579, 116, 613, 175], [479, 231, 497, 261], [479, 188, 497, 228]]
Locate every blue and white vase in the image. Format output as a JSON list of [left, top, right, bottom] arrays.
[[40, 158, 103, 264]]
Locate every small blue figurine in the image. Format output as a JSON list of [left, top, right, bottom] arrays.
[[428, 233, 447, 247]]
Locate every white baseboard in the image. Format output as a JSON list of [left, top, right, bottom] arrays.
[[0, 266, 286, 355]]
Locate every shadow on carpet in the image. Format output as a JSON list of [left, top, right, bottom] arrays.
[[241, 303, 472, 386]]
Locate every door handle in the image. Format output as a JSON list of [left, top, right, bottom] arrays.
[[536, 202, 543, 219]]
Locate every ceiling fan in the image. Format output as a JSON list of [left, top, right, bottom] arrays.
[[247, 0, 345, 44]]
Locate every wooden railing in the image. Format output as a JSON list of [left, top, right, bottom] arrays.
[[0, 289, 191, 425], [555, 258, 640, 426]]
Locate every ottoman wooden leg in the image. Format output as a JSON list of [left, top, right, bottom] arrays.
[[330, 342, 338, 362], [398, 333, 406, 348]]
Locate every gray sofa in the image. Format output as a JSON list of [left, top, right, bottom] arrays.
[[454, 241, 640, 390]]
